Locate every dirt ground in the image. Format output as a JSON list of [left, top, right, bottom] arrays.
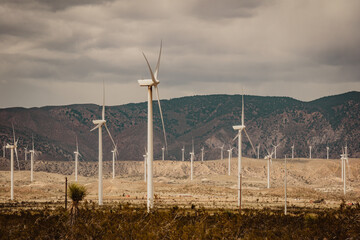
[[0, 157, 359, 210]]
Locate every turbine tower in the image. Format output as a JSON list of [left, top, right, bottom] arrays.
[[6, 124, 19, 200], [111, 145, 118, 179], [232, 92, 256, 209], [181, 146, 185, 161], [291, 143, 294, 159], [326, 145, 329, 160], [137, 42, 167, 212], [162, 146, 165, 161], [29, 135, 37, 182], [272, 143, 280, 159], [201, 147, 204, 162], [190, 138, 194, 180], [257, 144, 260, 159], [220, 144, 225, 160], [284, 155, 287, 215], [74, 136, 80, 182], [24, 146, 28, 161], [309, 145, 312, 159], [265, 148, 274, 189], [90, 82, 116, 206], [227, 147, 234, 176]]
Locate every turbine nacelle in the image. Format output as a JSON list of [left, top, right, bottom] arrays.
[[233, 125, 245, 131], [138, 79, 159, 87], [92, 119, 106, 125]]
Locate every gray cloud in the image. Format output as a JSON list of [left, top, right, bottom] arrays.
[[0, 0, 359, 108]]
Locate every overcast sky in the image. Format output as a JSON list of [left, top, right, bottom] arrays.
[[0, 0, 359, 108]]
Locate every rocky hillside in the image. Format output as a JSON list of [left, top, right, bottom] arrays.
[[0, 91, 359, 162]]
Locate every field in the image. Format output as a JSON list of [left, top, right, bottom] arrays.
[[0, 157, 359, 209]]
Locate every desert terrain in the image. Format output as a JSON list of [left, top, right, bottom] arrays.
[[0, 157, 359, 210]]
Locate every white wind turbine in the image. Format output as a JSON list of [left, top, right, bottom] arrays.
[[181, 145, 185, 161], [90, 82, 116, 206], [190, 138, 194, 181], [264, 148, 274, 189], [137, 41, 168, 211], [111, 145, 118, 179], [201, 147, 204, 162], [340, 146, 350, 195], [284, 155, 287, 215], [24, 146, 28, 162], [326, 145, 329, 160], [6, 124, 19, 200], [309, 145, 312, 159], [257, 144, 260, 159], [162, 146, 165, 161], [291, 143, 295, 159], [29, 135, 37, 182], [232, 93, 256, 209], [227, 146, 234, 176], [219, 144, 225, 160], [74, 136, 81, 182], [272, 143, 280, 159]]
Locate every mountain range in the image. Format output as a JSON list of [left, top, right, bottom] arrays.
[[0, 91, 359, 162]]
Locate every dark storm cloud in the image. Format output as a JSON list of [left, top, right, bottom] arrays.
[[0, 0, 359, 108]]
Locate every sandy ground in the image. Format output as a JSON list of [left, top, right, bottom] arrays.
[[0, 157, 359, 210]]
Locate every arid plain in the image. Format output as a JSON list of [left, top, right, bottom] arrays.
[[1, 157, 359, 210]]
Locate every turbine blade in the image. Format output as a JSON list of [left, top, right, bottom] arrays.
[[12, 123, 16, 145], [154, 40, 162, 79], [265, 147, 270, 156], [244, 129, 256, 155], [232, 132, 240, 142], [76, 136, 79, 152], [102, 81, 105, 120], [90, 125, 100, 132], [155, 86, 168, 151], [142, 52, 157, 83], [104, 124, 116, 148], [32, 134, 34, 151]]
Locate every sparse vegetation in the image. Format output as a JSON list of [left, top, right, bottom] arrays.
[[68, 183, 87, 224], [0, 204, 359, 239]]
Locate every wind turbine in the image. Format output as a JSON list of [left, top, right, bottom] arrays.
[[190, 138, 194, 180], [257, 144, 260, 159], [227, 146, 234, 176], [219, 144, 225, 160], [137, 41, 168, 212], [264, 148, 274, 189], [90, 82, 116, 206], [272, 143, 280, 159], [24, 146, 28, 161], [162, 146, 165, 161], [232, 92, 256, 209], [29, 135, 37, 182], [74, 136, 81, 182], [181, 146, 185, 161], [309, 145, 312, 159], [111, 145, 118, 179], [6, 123, 19, 200], [326, 145, 329, 160], [201, 147, 204, 162], [291, 143, 294, 159]]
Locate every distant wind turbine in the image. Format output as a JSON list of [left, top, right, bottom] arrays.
[[272, 143, 280, 159], [181, 145, 185, 162], [219, 144, 225, 160], [264, 148, 274, 189], [74, 136, 81, 182], [227, 147, 234, 176], [291, 143, 294, 159], [201, 147, 204, 162], [257, 144, 260, 159], [341, 146, 350, 195], [2, 141, 6, 158], [90, 82, 116, 206], [309, 145, 312, 159], [326, 145, 329, 160], [190, 138, 194, 180], [6, 123, 19, 200], [284, 155, 287, 215], [111, 145, 118, 179], [137, 41, 168, 212], [162, 146, 165, 161], [232, 92, 256, 209], [24, 146, 28, 162], [29, 135, 37, 182]]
